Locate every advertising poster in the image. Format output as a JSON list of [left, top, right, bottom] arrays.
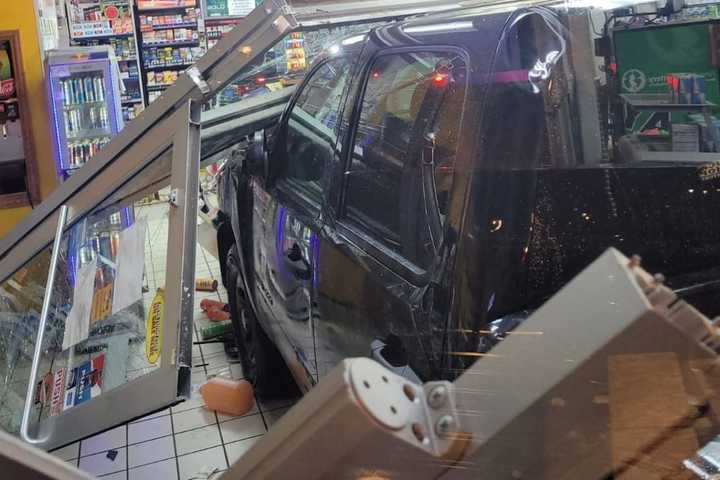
[[206, 0, 255, 17], [63, 354, 105, 411]]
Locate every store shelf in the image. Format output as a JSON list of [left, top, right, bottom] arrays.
[[146, 83, 173, 91], [73, 32, 134, 41], [121, 97, 144, 104], [141, 39, 199, 48], [137, 4, 197, 13], [62, 101, 107, 111], [117, 57, 138, 63], [620, 93, 717, 112], [142, 22, 198, 31], [144, 62, 193, 70]]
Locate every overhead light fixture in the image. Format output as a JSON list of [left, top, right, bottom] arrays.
[[403, 20, 475, 34]]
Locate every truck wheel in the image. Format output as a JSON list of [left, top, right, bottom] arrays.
[[238, 299, 298, 399]]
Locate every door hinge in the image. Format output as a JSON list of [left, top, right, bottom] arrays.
[[169, 189, 184, 207]]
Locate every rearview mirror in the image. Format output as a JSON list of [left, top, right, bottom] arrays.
[[246, 129, 269, 180]]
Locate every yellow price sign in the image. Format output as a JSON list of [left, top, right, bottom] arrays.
[[145, 288, 164, 365]]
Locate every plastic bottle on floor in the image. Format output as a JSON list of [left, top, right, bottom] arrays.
[[200, 377, 255, 417]]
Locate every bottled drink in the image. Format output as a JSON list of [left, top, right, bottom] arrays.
[[200, 378, 255, 417]]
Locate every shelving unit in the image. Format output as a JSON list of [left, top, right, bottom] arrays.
[[135, 1, 206, 104], [65, 0, 146, 123]]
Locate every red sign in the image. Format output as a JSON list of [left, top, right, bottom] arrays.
[[0, 78, 15, 99]]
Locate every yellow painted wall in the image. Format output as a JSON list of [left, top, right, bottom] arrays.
[[0, 2, 57, 237]]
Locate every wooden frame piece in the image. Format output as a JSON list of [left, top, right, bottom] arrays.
[[0, 30, 40, 208]]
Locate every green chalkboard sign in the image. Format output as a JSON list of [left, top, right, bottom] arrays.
[[615, 21, 720, 130]]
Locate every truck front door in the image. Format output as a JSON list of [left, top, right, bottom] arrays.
[[251, 57, 354, 388], [314, 48, 471, 381]]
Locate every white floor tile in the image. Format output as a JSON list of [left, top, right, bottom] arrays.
[[201, 342, 226, 355], [129, 458, 178, 480], [172, 406, 217, 433], [174, 423, 222, 456], [219, 414, 266, 444], [171, 388, 206, 414], [224, 436, 262, 464], [127, 435, 175, 468], [205, 364, 232, 379], [216, 400, 259, 423], [81, 425, 127, 456], [100, 471, 127, 480], [177, 446, 227, 480], [51, 442, 79, 461], [130, 409, 170, 424], [128, 415, 173, 444], [78, 447, 127, 477]]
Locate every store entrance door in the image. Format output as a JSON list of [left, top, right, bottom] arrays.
[[0, 100, 201, 451]]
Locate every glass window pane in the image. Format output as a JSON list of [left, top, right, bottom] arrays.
[[284, 58, 352, 195], [344, 51, 467, 269]]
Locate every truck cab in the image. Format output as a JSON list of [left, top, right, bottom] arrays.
[[222, 5, 720, 395]]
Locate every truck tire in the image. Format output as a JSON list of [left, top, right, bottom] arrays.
[[237, 296, 298, 399]]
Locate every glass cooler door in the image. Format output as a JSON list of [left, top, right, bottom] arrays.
[[48, 59, 121, 175], [0, 100, 200, 451]]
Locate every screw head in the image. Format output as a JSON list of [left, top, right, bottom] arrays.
[[427, 385, 448, 409], [435, 414, 456, 438]]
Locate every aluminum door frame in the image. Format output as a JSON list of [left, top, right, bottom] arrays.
[[0, 0, 298, 282], [19, 100, 201, 451]]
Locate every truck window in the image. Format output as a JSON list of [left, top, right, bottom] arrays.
[[283, 58, 351, 201], [342, 51, 467, 270]]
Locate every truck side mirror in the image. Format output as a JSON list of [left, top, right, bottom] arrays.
[[246, 129, 269, 180]]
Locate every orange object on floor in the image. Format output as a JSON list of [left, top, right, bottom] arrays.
[[200, 377, 255, 416], [196, 278, 218, 292], [200, 298, 227, 312], [206, 307, 230, 322]]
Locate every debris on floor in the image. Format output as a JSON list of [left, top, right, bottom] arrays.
[[200, 377, 255, 417], [196, 278, 219, 292], [188, 466, 222, 480], [200, 298, 230, 322], [200, 320, 233, 340]]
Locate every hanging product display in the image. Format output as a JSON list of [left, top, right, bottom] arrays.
[[204, 18, 239, 50], [46, 47, 125, 179], [66, 0, 145, 122], [136, 0, 206, 104], [285, 31, 306, 73]]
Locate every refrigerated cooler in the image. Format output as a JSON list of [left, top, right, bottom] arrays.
[[46, 47, 124, 180]]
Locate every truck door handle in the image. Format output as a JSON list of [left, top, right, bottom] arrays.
[[284, 243, 312, 280]]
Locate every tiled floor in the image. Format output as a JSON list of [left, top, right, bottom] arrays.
[[51, 204, 296, 479]]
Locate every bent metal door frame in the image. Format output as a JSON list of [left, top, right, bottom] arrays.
[[17, 99, 201, 451]]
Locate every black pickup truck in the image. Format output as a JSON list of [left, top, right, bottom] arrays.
[[217, 4, 720, 395]]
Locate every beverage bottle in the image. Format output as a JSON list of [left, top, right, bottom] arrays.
[[62, 80, 72, 106], [100, 106, 108, 129], [75, 78, 84, 103], [200, 377, 255, 417], [84, 77, 94, 102], [95, 77, 105, 102], [63, 111, 72, 135]]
